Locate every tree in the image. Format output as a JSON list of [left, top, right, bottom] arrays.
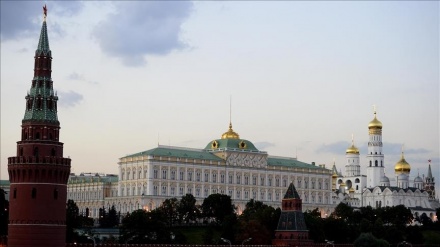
[[332, 202, 353, 223], [354, 232, 383, 247], [387, 205, 413, 228], [0, 188, 8, 237], [120, 209, 172, 244], [178, 194, 199, 224], [359, 218, 372, 233], [99, 205, 119, 228], [372, 218, 385, 239], [66, 200, 93, 242], [304, 208, 325, 243], [201, 194, 235, 225], [158, 198, 179, 227]]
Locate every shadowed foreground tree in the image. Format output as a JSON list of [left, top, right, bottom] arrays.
[[178, 194, 199, 224], [120, 209, 172, 244], [99, 205, 119, 228], [0, 188, 8, 237], [66, 200, 93, 242], [354, 233, 389, 247], [201, 194, 235, 225], [236, 199, 280, 244], [304, 208, 325, 243]]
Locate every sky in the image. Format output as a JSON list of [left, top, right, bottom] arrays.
[[1, 1, 439, 193]]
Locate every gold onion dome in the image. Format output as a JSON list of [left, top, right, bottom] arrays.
[[346, 135, 360, 154], [349, 187, 355, 193], [394, 152, 411, 173], [221, 123, 240, 139], [368, 112, 383, 129], [346, 144, 360, 154]]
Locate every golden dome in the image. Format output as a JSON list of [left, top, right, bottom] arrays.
[[368, 112, 383, 129], [221, 123, 240, 139], [332, 171, 338, 178], [346, 135, 360, 154], [349, 187, 355, 193], [346, 144, 360, 154], [340, 181, 346, 187], [394, 152, 411, 173]]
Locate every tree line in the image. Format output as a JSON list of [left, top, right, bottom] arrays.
[[2, 189, 439, 245]]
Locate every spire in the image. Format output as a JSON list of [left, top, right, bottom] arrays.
[[23, 6, 58, 124], [427, 159, 433, 178], [36, 5, 51, 57]]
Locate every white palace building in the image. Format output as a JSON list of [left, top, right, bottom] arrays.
[[66, 122, 334, 219]]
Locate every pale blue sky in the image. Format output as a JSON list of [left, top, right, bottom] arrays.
[[1, 1, 439, 192]]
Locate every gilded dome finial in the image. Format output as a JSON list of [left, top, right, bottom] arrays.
[[346, 134, 359, 154], [368, 105, 383, 129], [395, 144, 411, 174]]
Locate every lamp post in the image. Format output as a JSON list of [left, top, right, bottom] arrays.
[[397, 241, 412, 247], [125, 236, 135, 247], [84, 234, 96, 247], [221, 237, 232, 247], [241, 237, 252, 246], [324, 239, 334, 247]]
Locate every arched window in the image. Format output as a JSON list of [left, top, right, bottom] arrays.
[[32, 188, 37, 199], [35, 132, 40, 140], [375, 160, 378, 167], [369, 161, 372, 167], [51, 148, 56, 156], [34, 147, 40, 159]]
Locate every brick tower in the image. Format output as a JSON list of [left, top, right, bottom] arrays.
[[7, 6, 71, 247], [273, 183, 313, 246]]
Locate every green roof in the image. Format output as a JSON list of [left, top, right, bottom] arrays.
[[36, 20, 51, 56], [122, 146, 224, 161], [267, 156, 325, 170], [204, 139, 260, 152], [23, 19, 58, 123], [0, 180, 10, 187]]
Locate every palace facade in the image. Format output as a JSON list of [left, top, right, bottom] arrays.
[[67, 123, 334, 219]]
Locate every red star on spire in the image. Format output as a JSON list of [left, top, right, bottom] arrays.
[[43, 5, 47, 17]]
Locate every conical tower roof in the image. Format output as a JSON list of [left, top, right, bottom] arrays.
[[427, 160, 433, 178], [36, 16, 51, 57], [22, 9, 58, 124], [283, 183, 301, 199]]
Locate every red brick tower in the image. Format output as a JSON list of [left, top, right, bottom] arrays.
[[7, 6, 71, 247], [273, 183, 313, 246]]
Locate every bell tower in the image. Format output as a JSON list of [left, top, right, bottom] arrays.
[[7, 6, 71, 247]]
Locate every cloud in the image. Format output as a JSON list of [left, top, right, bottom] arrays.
[[57, 90, 83, 108], [316, 141, 431, 156], [92, 2, 194, 67], [316, 141, 350, 154], [254, 141, 276, 150], [0, 1, 83, 41], [67, 72, 85, 81], [66, 72, 99, 85]]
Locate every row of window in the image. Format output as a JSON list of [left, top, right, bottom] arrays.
[[12, 187, 58, 199]]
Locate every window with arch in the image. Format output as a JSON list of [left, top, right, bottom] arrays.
[[369, 160, 372, 167], [375, 160, 378, 167], [32, 188, 37, 199]]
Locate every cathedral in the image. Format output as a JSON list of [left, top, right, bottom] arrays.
[[332, 110, 438, 221]]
